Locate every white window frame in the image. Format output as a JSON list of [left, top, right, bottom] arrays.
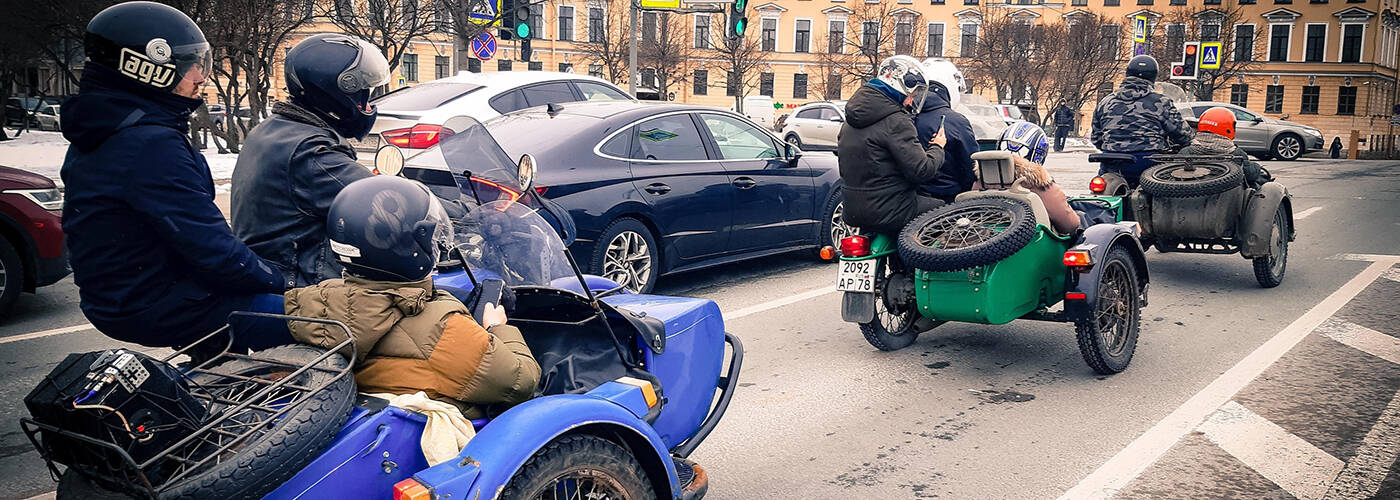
[[828, 19, 847, 54], [1268, 23, 1292, 62], [793, 17, 813, 53], [1339, 22, 1366, 63], [1232, 23, 1255, 61], [927, 22, 945, 57], [761, 16, 781, 52], [694, 13, 712, 49], [1302, 22, 1327, 62], [557, 5, 576, 42]]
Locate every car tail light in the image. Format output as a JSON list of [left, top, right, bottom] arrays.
[[393, 478, 432, 500], [1089, 176, 1107, 194], [840, 236, 870, 257], [1063, 250, 1093, 269], [381, 124, 453, 149], [534, 186, 549, 195]]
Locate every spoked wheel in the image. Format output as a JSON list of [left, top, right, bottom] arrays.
[[1139, 161, 1244, 198], [860, 258, 919, 351], [1272, 134, 1303, 161], [1252, 205, 1289, 288], [593, 219, 659, 293], [897, 198, 1036, 272], [1074, 247, 1141, 375], [502, 434, 656, 500]]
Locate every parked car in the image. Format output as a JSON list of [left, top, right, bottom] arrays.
[[993, 104, 1024, 125], [733, 95, 775, 130], [1177, 101, 1323, 161], [356, 71, 632, 160], [781, 100, 846, 151], [207, 103, 227, 127], [399, 101, 848, 293], [960, 101, 1010, 149], [0, 166, 68, 313], [34, 104, 60, 131]]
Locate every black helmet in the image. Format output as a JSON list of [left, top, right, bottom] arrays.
[[285, 34, 390, 140], [327, 176, 452, 282], [84, 1, 212, 93], [1126, 55, 1158, 81]]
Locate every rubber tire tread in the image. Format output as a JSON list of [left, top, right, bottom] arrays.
[[1252, 206, 1288, 288], [1074, 247, 1142, 375], [159, 345, 355, 500], [590, 218, 660, 294], [500, 434, 657, 500], [897, 198, 1037, 272], [0, 238, 22, 315], [817, 189, 844, 261], [785, 133, 803, 149], [1139, 161, 1244, 198]]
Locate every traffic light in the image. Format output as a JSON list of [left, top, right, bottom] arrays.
[[726, 0, 748, 40], [1171, 42, 1199, 80], [499, 0, 515, 40], [515, 1, 532, 62]]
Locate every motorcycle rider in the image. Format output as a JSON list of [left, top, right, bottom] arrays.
[[837, 55, 947, 236], [60, 2, 288, 352], [1051, 99, 1075, 152], [1091, 55, 1193, 185], [231, 34, 388, 287], [1179, 106, 1271, 187], [284, 176, 540, 418], [912, 62, 978, 204]]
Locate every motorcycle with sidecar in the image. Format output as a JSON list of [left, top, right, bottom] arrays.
[[22, 116, 742, 500], [835, 151, 1150, 375]]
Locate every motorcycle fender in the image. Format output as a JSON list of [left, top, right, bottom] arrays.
[[1065, 225, 1150, 321], [1129, 190, 1152, 233], [842, 291, 876, 323], [1239, 183, 1292, 259], [413, 395, 680, 500], [1099, 172, 1130, 197]]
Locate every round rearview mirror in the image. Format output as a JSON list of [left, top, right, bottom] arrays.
[[374, 145, 405, 177], [517, 154, 537, 192]]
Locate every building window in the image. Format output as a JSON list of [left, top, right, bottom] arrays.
[[642, 12, 657, 43], [589, 8, 605, 43], [1238, 0, 1254, 3], [932, 0, 945, 4], [1234, 25, 1255, 61], [695, 14, 711, 48], [1072, 0, 1086, 5], [927, 23, 945, 56], [1201, 23, 1220, 42], [895, 19, 912, 54], [1104, 0, 1119, 6], [694, 69, 708, 95], [435, 55, 450, 79], [760, 72, 774, 96], [794, 73, 808, 98], [589, 64, 603, 78], [498, 59, 512, 71], [558, 63, 573, 72], [1170, 0, 1184, 4], [558, 5, 575, 41], [1311, 0, 1328, 3], [1204, 0, 1221, 4], [1275, 0, 1291, 3], [1265, 85, 1284, 113], [827, 74, 843, 99], [468, 58, 482, 73], [529, 61, 543, 71], [1138, 0, 1152, 4], [402, 53, 419, 82], [862, 21, 880, 55], [1269, 24, 1290, 62], [761, 18, 778, 51], [1300, 86, 1319, 114], [1305, 24, 1326, 61], [727, 71, 738, 96], [1342, 24, 1364, 63], [1101, 25, 1121, 59], [964, 0, 978, 5], [1230, 84, 1248, 107], [1165, 23, 1186, 57], [796, 19, 811, 53], [829, 20, 846, 54], [1337, 86, 1357, 115], [960, 23, 978, 57], [529, 4, 545, 40]]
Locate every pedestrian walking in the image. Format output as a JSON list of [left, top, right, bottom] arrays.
[[1330, 137, 1343, 158], [1052, 99, 1075, 152]]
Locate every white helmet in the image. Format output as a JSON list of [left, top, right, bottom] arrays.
[[921, 58, 965, 108], [874, 55, 929, 100]]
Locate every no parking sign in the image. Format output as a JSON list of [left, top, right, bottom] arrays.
[[471, 32, 497, 61]]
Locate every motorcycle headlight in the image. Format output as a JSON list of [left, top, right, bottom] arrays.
[[4, 187, 63, 211]]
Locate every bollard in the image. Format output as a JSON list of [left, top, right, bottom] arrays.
[[1348, 130, 1360, 159]]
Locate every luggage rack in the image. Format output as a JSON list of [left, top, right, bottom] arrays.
[[21, 312, 356, 497]]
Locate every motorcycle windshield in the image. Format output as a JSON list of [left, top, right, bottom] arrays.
[[453, 199, 574, 287], [436, 115, 528, 204]]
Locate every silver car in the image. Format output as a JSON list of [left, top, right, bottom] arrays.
[[780, 101, 845, 150], [1178, 101, 1324, 161]]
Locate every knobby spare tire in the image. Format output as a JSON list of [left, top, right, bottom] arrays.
[[898, 197, 1037, 272], [1139, 161, 1244, 198]]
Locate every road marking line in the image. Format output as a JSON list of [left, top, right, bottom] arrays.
[[1324, 387, 1400, 499], [22, 492, 54, 500], [1317, 318, 1400, 365], [0, 323, 95, 345], [1294, 206, 1325, 220], [1057, 259, 1393, 500], [723, 286, 836, 322], [1334, 253, 1400, 264], [1198, 401, 1344, 500]]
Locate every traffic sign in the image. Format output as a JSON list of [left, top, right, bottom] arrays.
[[397, 76, 406, 87], [468, 0, 502, 24], [471, 32, 498, 61], [640, 0, 680, 7], [1133, 15, 1148, 43], [1170, 42, 1200, 81], [1200, 42, 1222, 69], [1133, 42, 1148, 56]]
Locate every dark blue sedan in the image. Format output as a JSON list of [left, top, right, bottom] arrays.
[[403, 101, 849, 292]]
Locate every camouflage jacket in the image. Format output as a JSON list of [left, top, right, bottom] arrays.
[[1091, 77, 1193, 153]]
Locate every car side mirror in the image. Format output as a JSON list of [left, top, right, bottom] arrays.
[[829, 116, 844, 123], [1252, 117, 1263, 123], [785, 142, 803, 166]]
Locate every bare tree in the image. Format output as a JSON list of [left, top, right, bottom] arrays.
[[638, 11, 694, 100], [1043, 14, 1123, 129], [1147, 6, 1259, 101], [964, 9, 1062, 116], [436, 0, 505, 71], [818, 1, 924, 85], [327, 0, 439, 82], [807, 59, 847, 101], [711, 17, 771, 113], [574, 0, 632, 84]]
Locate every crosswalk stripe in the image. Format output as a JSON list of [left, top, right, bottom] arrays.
[[1317, 318, 1400, 365], [1198, 401, 1344, 500], [1324, 387, 1400, 499]]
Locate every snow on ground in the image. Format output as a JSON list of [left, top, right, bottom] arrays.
[[0, 127, 239, 192]]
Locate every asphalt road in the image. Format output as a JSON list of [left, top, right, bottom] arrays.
[[1, 154, 1397, 499]]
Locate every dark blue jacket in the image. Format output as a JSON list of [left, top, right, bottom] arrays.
[[60, 64, 284, 342], [912, 93, 977, 202]]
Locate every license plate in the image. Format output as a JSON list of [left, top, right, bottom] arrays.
[[351, 134, 380, 151], [836, 260, 875, 293]]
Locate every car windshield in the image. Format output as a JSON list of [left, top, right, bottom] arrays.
[[965, 105, 1001, 117], [373, 81, 483, 111]]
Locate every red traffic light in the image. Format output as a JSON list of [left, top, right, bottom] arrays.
[[1172, 65, 1185, 75]]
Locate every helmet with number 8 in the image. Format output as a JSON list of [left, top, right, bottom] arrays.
[[998, 121, 1050, 165], [327, 176, 452, 282]]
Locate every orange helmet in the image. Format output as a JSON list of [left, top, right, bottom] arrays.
[[1197, 107, 1236, 140]]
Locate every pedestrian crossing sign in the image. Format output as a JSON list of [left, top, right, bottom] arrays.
[[1133, 16, 1147, 43], [1200, 42, 1222, 69]]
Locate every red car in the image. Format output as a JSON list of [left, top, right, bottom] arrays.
[[0, 165, 68, 313]]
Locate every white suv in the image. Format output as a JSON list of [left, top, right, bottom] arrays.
[[354, 71, 633, 158], [780, 101, 845, 150]]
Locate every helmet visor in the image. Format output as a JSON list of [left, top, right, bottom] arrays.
[[340, 38, 391, 97], [170, 41, 213, 83]]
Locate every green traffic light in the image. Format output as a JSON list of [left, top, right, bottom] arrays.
[[734, 18, 746, 36], [517, 23, 530, 38], [734, 0, 745, 9]]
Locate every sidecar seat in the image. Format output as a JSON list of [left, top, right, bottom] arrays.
[[956, 150, 1059, 234]]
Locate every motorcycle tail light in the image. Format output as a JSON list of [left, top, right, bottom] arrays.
[[1065, 292, 1088, 300], [840, 236, 870, 257], [393, 478, 432, 500], [1063, 250, 1093, 269], [819, 246, 837, 260], [381, 124, 454, 149], [1089, 176, 1107, 194]]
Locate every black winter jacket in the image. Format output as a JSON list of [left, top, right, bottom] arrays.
[[913, 93, 977, 203], [1053, 106, 1075, 128], [60, 64, 285, 341], [837, 83, 945, 235], [231, 102, 373, 287]]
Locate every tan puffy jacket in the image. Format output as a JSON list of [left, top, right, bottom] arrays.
[[973, 156, 1082, 235], [284, 277, 541, 415]]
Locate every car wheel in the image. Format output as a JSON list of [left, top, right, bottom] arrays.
[[1074, 246, 1141, 375], [592, 218, 660, 294], [1271, 134, 1303, 161], [785, 133, 803, 149], [818, 191, 855, 261], [501, 434, 656, 500], [0, 238, 23, 315]]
